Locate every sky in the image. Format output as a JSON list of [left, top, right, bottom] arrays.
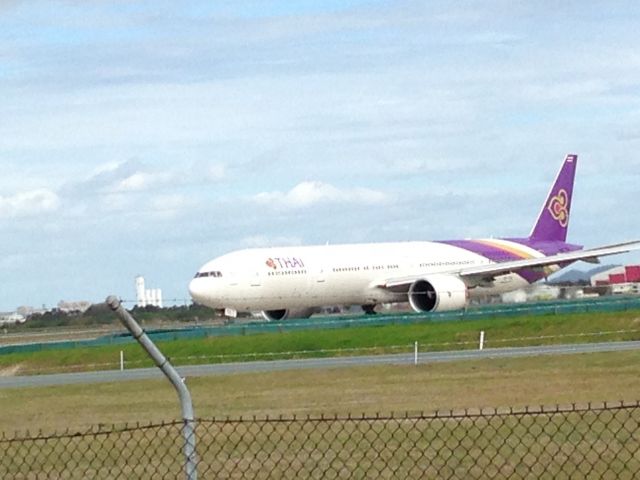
[[1, 1, 639, 311]]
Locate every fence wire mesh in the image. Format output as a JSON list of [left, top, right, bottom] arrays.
[[2, 401, 640, 479]]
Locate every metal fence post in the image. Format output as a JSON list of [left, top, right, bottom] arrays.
[[107, 296, 197, 480]]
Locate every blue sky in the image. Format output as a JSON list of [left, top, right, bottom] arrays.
[[1, 1, 639, 310]]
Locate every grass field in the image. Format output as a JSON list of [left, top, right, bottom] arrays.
[[2, 309, 640, 375], [2, 349, 640, 434]]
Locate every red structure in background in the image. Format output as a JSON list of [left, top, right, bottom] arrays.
[[609, 273, 626, 284], [595, 265, 640, 285], [626, 266, 640, 283], [590, 265, 640, 286]]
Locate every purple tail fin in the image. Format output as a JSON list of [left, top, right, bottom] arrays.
[[529, 154, 577, 242]]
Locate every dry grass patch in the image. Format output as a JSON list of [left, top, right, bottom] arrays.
[[1, 349, 640, 434]]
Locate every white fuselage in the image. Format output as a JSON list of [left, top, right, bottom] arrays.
[[188, 240, 539, 313]]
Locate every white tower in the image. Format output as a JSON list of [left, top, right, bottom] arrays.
[[135, 276, 163, 308], [155, 289, 164, 309], [135, 276, 147, 307]]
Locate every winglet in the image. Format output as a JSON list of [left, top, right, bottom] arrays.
[[529, 154, 578, 242]]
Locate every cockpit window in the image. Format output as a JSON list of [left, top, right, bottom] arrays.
[[194, 271, 223, 278]]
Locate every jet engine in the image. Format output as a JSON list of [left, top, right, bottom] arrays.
[[407, 275, 468, 312], [261, 308, 314, 321]]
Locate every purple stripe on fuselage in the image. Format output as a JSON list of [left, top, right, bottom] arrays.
[[440, 239, 541, 283], [506, 238, 582, 257], [439, 239, 582, 284]]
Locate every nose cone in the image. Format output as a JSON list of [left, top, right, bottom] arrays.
[[188, 277, 208, 305]]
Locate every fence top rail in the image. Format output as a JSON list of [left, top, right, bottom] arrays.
[[0, 419, 185, 443], [202, 400, 640, 424], [3, 399, 640, 442]]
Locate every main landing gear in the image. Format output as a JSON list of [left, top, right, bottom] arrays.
[[362, 304, 377, 315]]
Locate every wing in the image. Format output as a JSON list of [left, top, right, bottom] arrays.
[[380, 240, 640, 292]]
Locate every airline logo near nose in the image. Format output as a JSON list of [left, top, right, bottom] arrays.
[[265, 257, 305, 269], [547, 189, 569, 227]]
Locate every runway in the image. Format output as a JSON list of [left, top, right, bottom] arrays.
[[2, 340, 640, 389]]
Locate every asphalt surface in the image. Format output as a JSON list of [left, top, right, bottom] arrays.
[[2, 340, 640, 389]]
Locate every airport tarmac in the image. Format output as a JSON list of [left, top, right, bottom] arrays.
[[1, 340, 640, 389]]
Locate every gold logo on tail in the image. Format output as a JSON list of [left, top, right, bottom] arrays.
[[548, 189, 569, 227]]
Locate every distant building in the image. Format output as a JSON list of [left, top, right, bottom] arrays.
[[0, 312, 26, 326], [135, 276, 163, 308], [611, 283, 640, 295], [57, 301, 92, 314], [501, 289, 528, 304], [591, 265, 640, 286], [501, 284, 561, 303], [16, 306, 47, 317]]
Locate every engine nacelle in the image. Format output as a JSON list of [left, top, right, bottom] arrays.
[[261, 308, 314, 321], [408, 275, 468, 313]]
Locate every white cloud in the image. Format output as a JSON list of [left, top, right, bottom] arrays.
[[116, 172, 149, 191], [0, 189, 60, 219], [69, 159, 144, 195], [253, 181, 390, 209], [90, 161, 122, 176], [114, 171, 174, 192], [76, 160, 224, 196]]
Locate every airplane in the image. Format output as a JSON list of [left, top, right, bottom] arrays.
[[189, 154, 640, 320]]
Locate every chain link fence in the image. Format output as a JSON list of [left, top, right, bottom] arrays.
[[2, 401, 640, 479]]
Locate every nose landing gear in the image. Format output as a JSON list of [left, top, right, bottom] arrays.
[[362, 304, 377, 315]]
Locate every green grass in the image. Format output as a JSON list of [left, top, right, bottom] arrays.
[[2, 309, 640, 375], [2, 349, 640, 433]]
